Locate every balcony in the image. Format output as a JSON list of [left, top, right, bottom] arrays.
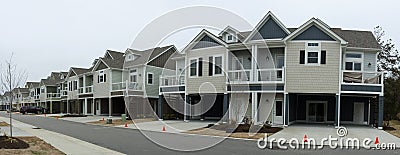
[[227, 68, 285, 84], [46, 93, 61, 100], [160, 75, 185, 87], [85, 86, 93, 93], [341, 71, 384, 93], [112, 82, 142, 91]]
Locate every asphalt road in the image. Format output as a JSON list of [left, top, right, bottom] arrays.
[[1, 112, 398, 155]]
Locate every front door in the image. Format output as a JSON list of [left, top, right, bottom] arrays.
[[273, 100, 283, 124], [307, 101, 326, 122], [353, 102, 364, 124], [95, 100, 100, 115]]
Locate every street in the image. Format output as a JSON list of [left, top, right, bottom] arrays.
[[0, 113, 398, 155]]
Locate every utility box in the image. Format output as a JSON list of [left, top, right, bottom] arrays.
[[121, 114, 126, 123]]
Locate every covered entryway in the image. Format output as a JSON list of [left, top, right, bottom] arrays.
[[306, 101, 327, 123]]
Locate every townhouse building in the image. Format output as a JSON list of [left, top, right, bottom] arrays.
[[12, 87, 30, 109], [38, 72, 67, 113], [123, 45, 177, 119], [159, 12, 384, 129]]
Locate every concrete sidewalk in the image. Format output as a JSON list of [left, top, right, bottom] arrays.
[[0, 116, 125, 155]]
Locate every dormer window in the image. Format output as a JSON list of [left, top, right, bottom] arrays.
[[225, 33, 236, 43], [127, 54, 136, 61]]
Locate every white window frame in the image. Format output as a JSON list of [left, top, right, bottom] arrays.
[[213, 55, 224, 76], [127, 54, 135, 61], [189, 58, 199, 77], [305, 42, 321, 65], [147, 72, 154, 85], [344, 52, 364, 71], [99, 70, 106, 83]]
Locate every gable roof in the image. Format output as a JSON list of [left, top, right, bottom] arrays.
[[244, 11, 290, 42], [331, 29, 380, 49], [182, 29, 227, 53], [124, 45, 175, 67], [25, 82, 40, 89], [92, 50, 125, 71], [284, 18, 347, 44]]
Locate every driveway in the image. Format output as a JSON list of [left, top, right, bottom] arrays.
[[118, 120, 216, 133], [270, 124, 400, 147]]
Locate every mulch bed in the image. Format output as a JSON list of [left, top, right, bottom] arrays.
[[0, 136, 65, 155], [0, 136, 29, 149]]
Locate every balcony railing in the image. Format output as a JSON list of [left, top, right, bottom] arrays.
[[112, 82, 142, 91], [227, 68, 285, 83], [160, 75, 185, 87], [342, 71, 383, 85], [78, 87, 84, 94], [85, 86, 93, 93], [46, 93, 61, 100]]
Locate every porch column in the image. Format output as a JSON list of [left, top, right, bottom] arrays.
[[284, 93, 289, 126], [251, 92, 258, 123], [378, 96, 384, 129], [84, 98, 88, 115], [66, 100, 69, 114], [335, 94, 339, 127], [222, 93, 229, 122], [158, 95, 163, 120], [184, 95, 189, 122], [109, 97, 112, 117], [50, 101, 53, 114]]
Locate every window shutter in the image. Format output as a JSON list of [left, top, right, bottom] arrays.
[[97, 75, 100, 83], [198, 58, 203, 76], [321, 50, 326, 64], [300, 50, 305, 64], [104, 74, 107, 82], [208, 57, 213, 76]]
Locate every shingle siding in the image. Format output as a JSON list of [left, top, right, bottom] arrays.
[[186, 46, 227, 94], [286, 42, 340, 94]]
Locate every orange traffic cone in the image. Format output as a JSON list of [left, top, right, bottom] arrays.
[[162, 126, 166, 132], [303, 134, 308, 142], [374, 137, 379, 144], [124, 123, 128, 128]]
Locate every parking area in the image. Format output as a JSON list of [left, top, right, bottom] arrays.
[[269, 124, 400, 147]]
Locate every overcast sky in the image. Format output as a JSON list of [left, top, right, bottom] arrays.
[[0, 0, 398, 83]]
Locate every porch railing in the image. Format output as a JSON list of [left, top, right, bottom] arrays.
[[342, 71, 383, 85], [112, 82, 142, 91], [85, 86, 93, 93], [227, 68, 285, 83], [160, 75, 185, 87], [227, 69, 251, 82], [46, 93, 61, 99]]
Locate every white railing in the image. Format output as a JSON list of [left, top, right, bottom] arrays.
[[160, 75, 185, 87], [112, 82, 142, 91], [257, 68, 284, 83], [85, 86, 93, 93], [342, 71, 383, 85], [78, 87, 84, 94], [227, 69, 251, 82], [47, 93, 61, 99]]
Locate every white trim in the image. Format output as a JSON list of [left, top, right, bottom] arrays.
[[181, 29, 228, 54], [304, 42, 322, 65], [343, 51, 364, 71], [146, 46, 175, 65], [213, 55, 224, 76], [147, 72, 154, 85], [189, 58, 199, 78], [244, 11, 290, 43], [283, 18, 347, 45]]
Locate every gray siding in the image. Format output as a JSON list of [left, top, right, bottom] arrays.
[[251, 18, 288, 40], [192, 35, 222, 50], [293, 25, 335, 41], [67, 76, 79, 100], [93, 69, 110, 98], [145, 66, 163, 97], [285, 42, 340, 93], [363, 52, 377, 72]]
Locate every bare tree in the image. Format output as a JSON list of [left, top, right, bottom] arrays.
[[0, 53, 28, 137]]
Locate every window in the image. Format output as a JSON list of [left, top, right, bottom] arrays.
[[275, 101, 283, 116], [98, 70, 106, 83], [129, 69, 137, 83], [308, 43, 319, 46], [214, 56, 223, 75], [68, 81, 72, 91], [190, 59, 198, 76], [73, 81, 78, 90], [198, 58, 203, 76], [307, 52, 319, 63], [127, 54, 135, 61], [147, 73, 153, 85], [344, 53, 363, 71]]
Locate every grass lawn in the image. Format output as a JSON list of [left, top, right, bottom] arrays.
[[384, 120, 400, 138]]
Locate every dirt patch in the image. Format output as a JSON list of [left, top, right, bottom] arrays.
[[0, 136, 65, 155], [385, 120, 400, 138], [87, 118, 156, 127], [0, 136, 29, 149], [0, 121, 9, 127]]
